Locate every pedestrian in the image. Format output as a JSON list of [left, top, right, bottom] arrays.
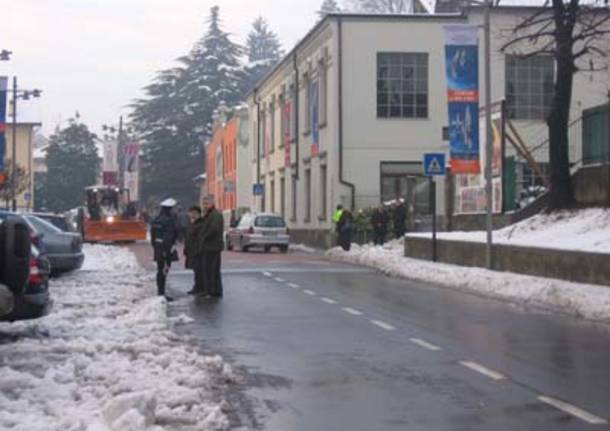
[[150, 198, 178, 301], [393, 200, 407, 239], [337, 209, 353, 251], [184, 206, 205, 295], [198, 196, 224, 299], [371, 204, 388, 246], [332, 204, 344, 246], [176, 206, 190, 243]]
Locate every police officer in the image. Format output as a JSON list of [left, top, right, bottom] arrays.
[[150, 198, 178, 301]]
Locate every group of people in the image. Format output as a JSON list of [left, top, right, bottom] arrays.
[[333, 200, 408, 249], [150, 196, 224, 301]]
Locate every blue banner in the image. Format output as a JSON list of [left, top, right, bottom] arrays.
[[0, 76, 7, 172], [444, 25, 480, 174]]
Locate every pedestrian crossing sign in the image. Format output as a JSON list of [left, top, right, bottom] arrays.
[[423, 153, 446, 177]]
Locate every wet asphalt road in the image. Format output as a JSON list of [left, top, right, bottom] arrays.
[[157, 248, 610, 430]]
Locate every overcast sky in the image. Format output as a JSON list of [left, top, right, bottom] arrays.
[[3, 0, 320, 136]]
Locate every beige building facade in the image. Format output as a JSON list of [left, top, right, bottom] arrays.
[[3, 122, 39, 211], [247, 10, 610, 247]]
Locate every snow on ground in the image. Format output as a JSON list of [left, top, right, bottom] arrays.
[[0, 244, 232, 431], [409, 208, 610, 253], [289, 243, 318, 254], [328, 240, 610, 324]]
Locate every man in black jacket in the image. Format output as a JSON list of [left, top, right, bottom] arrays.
[[198, 196, 224, 298], [150, 198, 178, 300], [184, 206, 205, 295], [371, 205, 389, 246]]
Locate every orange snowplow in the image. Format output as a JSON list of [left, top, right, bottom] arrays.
[[81, 186, 147, 243]]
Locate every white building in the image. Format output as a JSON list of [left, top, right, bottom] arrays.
[[247, 9, 610, 247]]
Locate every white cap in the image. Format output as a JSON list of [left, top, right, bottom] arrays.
[[160, 198, 177, 208]]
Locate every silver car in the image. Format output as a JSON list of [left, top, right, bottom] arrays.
[[226, 213, 290, 253]]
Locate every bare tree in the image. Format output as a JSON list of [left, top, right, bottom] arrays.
[[0, 160, 30, 207], [502, 0, 610, 210]]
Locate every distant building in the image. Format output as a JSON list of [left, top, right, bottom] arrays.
[[246, 10, 610, 247], [205, 105, 251, 222], [3, 122, 41, 211]]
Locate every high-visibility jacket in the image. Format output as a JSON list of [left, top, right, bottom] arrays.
[[333, 209, 344, 224]]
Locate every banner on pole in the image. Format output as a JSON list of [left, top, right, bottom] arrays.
[[310, 81, 320, 157], [123, 142, 140, 201], [0, 77, 7, 172], [444, 25, 480, 174], [103, 140, 118, 172]]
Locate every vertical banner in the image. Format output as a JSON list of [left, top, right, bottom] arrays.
[[283, 101, 292, 167], [0, 76, 7, 173], [265, 110, 272, 166], [123, 142, 140, 201], [310, 80, 320, 157], [102, 140, 118, 186], [444, 25, 480, 174]]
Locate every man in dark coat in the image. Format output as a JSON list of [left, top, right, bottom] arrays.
[[198, 196, 224, 298], [150, 198, 178, 300], [393, 200, 407, 239], [184, 206, 204, 295], [371, 205, 389, 246], [337, 209, 353, 251]]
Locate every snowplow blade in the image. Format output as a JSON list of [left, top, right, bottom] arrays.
[[84, 220, 147, 243]]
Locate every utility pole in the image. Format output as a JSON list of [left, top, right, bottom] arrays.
[[483, 0, 493, 269], [118, 115, 124, 190], [11, 76, 17, 212]]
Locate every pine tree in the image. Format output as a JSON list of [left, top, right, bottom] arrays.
[[241, 17, 283, 95], [38, 118, 100, 212], [318, 0, 342, 19]]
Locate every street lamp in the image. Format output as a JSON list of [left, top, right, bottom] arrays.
[[10, 77, 42, 211]]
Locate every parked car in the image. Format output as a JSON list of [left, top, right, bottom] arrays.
[[24, 214, 84, 274], [226, 213, 290, 253], [30, 212, 75, 233], [0, 244, 53, 322], [0, 210, 46, 253], [0, 217, 32, 318]]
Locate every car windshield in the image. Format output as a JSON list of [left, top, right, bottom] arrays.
[[40, 216, 70, 232], [254, 216, 286, 228], [26, 215, 63, 235]]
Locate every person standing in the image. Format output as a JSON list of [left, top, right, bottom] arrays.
[[150, 198, 178, 301], [184, 206, 205, 295], [198, 196, 224, 298], [337, 209, 353, 251], [393, 200, 407, 239], [371, 205, 388, 246], [176, 206, 190, 243]]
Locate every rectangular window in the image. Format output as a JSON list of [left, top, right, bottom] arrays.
[[305, 168, 311, 222], [319, 60, 328, 125], [506, 55, 554, 120], [291, 175, 298, 221], [270, 102, 276, 152], [319, 165, 327, 219], [260, 110, 266, 159], [303, 75, 311, 134], [377, 53, 428, 119], [270, 179, 275, 213], [280, 177, 286, 219]]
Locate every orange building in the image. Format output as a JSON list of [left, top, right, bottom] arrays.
[[206, 114, 238, 213]]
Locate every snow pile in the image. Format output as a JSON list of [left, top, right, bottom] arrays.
[[289, 243, 318, 254], [328, 240, 610, 323], [409, 208, 610, 253], [0, 245, 232, 431]]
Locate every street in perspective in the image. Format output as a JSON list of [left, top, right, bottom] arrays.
[[2, 0, 610, 430]]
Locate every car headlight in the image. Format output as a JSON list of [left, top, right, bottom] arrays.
[[106, 216, 115, 224]]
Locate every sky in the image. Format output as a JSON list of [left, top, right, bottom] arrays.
[[2, 0, 321, 136]]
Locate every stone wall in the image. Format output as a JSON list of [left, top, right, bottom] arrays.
[[573, 164, 610, 206], [405, 236, 610, 286]]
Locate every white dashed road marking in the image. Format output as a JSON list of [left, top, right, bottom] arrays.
[[274, 277, 285, 283], [409, 338, 442, 351], [538, 396, 608, 425], [370, 320, 396, 331], [459, 361, 506, 381], [342, 307, 363, 316], [288, 283, 300, 289], [303, 289, 317, 296], [321, 297, 337, 305]]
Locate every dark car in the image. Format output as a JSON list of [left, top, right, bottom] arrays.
[[1, 244, 53, 322], [0, 217, 32, 318], [30, 212, 75, 233], [23, 214, 84, 274]]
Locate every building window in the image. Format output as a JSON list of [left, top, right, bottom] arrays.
[[270, 101, 276, 153], [260, 109, 266, 159], [304, 168, 311, 222], [270, 179, 275, 213], [380, 162, 426, 209], [319, 59, 328, 125], [319, 165, 327, 219], [280, 177, 286, 218], [291, 175, 298, 221], [506, 55, 554, 120], [303, 74, 311, 134], [377, 52, 428, 119]]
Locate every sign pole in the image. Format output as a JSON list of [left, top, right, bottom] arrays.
[[431, 177, 437, 262], [484, 0, 493, 269]]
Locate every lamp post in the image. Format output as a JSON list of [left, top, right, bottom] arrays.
[[483, 0, 493, 269], [10, 76, 42, 211]]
